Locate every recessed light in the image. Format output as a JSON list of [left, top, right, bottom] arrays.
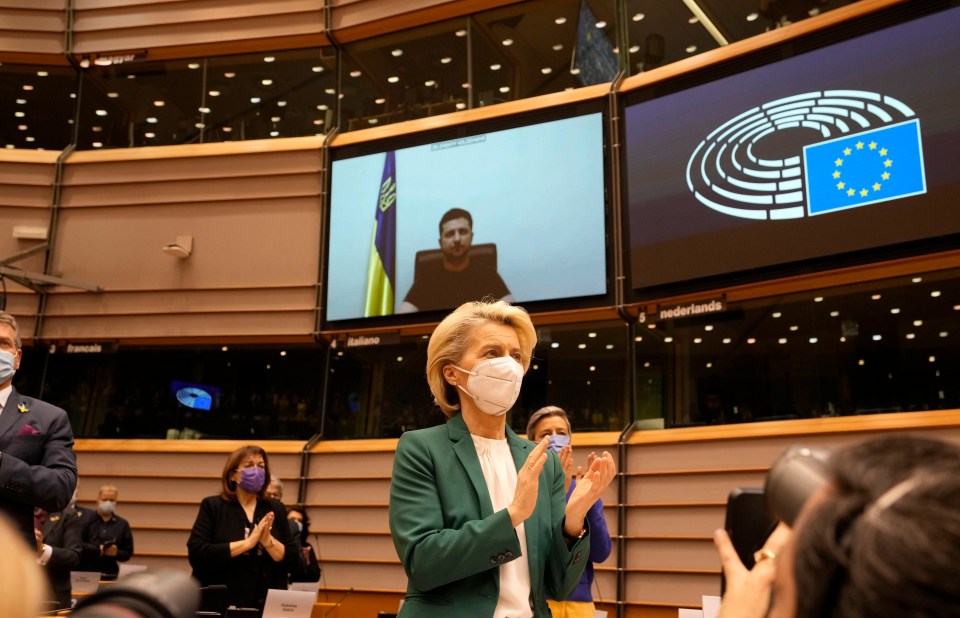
[[37, 70, 48, 77], [551, 342, 560, 349], [311, 66, 323, 73], [317, 104, 328, 110], [772, 312, 782, 318], [14, 111, 24, 118], [929, 356, 936, 363], [809, 337, 818, 343], [940, 331, 949, 338], [22, 85, 33, 91], [16, 99, 26, 104], [577, 343, 586, 349], [187, 63, 200, 69], [250, 97, 261, 104], [722, 338, 731, 344], [814, 296, 823, 302], [778, 338, 787, 344], [747, 338, 756, 344], [455, 102, 466, 110], [589, 366, 596, 372], [830, 310, 839, 317], [906, 333, 915, 340], [146, 117, 157, 123], [706, 362, 713, 368], [634, 336, 643, 342], [107, 92, 119, 98], [570, 68, 580, 75], [912, 276, 923, 283], [595, 21, 607, 28], [693, 338, 702, 344], [541, 67, 552, 74], [704, 325, 714, 331], [688, 16, 699, 24], [931, 290, 942, 297], [17, 124, 27, 131], [391, 49, 403, 57], [499, 86, 510, 93], [490, 64, 501, 70], [153, 100, 165, 106], [633, 12, 645, 21], [25, 136, 35, 142], [664, 337, 674, 343], [271, 116, 280, 123], [374, 98, 385, 104], [195, 122, 205, 129], [555, 17, 567, 25], [605, 344, 614, 350], [324, 88, 335, 94], [144, 132, 155, 138], [349, 70, 361, 77], [629, 45, 640, 53], [588, 332, 597, 338], [441, 57, 452, 64], [261, 79, 273, 86], [552, 44, 564, 51], [789, 325, 799, 331], [388, 76, 399, 83], [871, 294, 881, 300], [502, 39, 513, 46], [94, 109, 107, 116], [224, 72, 236, 78], [270, 130, 279, 136], [914, 320, 923, 327], [746, 12, 759, 21], [890, 308, 900, 314], [92, 141, 102, 148], [263, 56, 275, 62], [858, 359, 865, 366], [200, 107, 211, 114], [872, 334, 882, 341], [455, 29, 467, 37], [643, 361, 650, 368], [685, 45, 697, 54]]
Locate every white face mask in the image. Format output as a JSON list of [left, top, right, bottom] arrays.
[[0, 349, 16, 383], [453, 356, 524, 416], [98, 500, 117, 515]]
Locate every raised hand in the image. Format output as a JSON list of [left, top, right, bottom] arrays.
[[507, 437, 549, 527], [257, 511, 276, 545], [715, 523, 792, 618], [558, 445, 574, 493], [564, 451, 616, 537]]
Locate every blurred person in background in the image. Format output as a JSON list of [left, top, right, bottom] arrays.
[[286, 505, 321, 583], [35, 502, 83, 609], [265, 474, 284, 502], [527, 406, 612, 618], [80, 484, 134, 579]]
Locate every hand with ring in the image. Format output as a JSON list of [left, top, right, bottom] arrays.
[[507, 437, 549, 527], [714, 523, 793, 618]]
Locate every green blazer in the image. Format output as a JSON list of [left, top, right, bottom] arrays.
[[389, 413, 590, 617]]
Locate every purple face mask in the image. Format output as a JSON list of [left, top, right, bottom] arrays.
[[237, 466, 266, 493], [547, 434, 571, 453]]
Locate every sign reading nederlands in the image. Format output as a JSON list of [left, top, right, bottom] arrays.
[[642, 298, 726, 324]]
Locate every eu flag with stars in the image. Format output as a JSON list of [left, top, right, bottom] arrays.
[[804, 119, 926, 216], [363, 151, 397, 317]]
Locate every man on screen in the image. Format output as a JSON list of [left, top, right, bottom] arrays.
[[397, 208, 513, 313]]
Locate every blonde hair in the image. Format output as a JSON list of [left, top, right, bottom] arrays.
[[426, 300, 537, 417], [0, 515, 49, 617], [99, 484, 119, 498]]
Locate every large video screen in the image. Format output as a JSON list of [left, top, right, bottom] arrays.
[[624, 5, 960, 292], [326, 108, 608, 324]]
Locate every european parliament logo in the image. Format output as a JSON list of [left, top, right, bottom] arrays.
[[685, 90, 927, 220]]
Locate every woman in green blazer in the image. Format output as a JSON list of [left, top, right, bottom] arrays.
[[389, 300, 617, 617]]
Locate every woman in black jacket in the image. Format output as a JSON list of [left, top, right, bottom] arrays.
[[187, 445, 299, 613], [286, 505, 321, 583]]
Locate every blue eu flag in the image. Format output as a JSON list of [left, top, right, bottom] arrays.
[[803, 119, 926, 216]]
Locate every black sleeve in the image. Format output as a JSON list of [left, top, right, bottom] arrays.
[[46, 513, 83, 571], [187, 497, 232, 576], [116, 517, 134, 562]]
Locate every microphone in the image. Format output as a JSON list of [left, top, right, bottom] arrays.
[[322, 587, 353, 617]]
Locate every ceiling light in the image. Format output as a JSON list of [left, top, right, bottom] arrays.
[[14, 111, 24, 118], [324, 88, 335, 94], [17, 124, 27, 130], [570, 68, 580, 75], [92, 142, 102, 148], [96, 109, 108, 116], [187, 63, 200, 69], [388, 76, 399, 83], [264, 56, 275, 62], [633, 12, 645, 21], [107, 92, 119, 98], [664, 337, 674, 343], [312, 119, 322, 126], [772, 312, 782, 318], [589, 366, 596, 372], [551, 342, 560, 348], [92, 126, 101, 132], [605, 344, 614, 349], [144, 132, 155, 138], [146, 117, 157, 123], [906, 333, 915, 339], [722, 338, 731, 344], [455, 102, 466, 110], [858, 359, 865, 366], [685, 45, 697, 54], [541, 67, 552, 74], [502, 38, 513, 46], [455, 29, 467, 37], [931, 290, 942, 297], [37, 70, 48, 77], [830, 310, 839, 317], [311, 66, 323, 73], [890, 308, 900, 314], [634, 336, 643, 342], [778, 338, 787, 344], [552, 44, 564, 51], [929, 356, 936, 363], [746, 12, 759, 21], [391, 49, 403, 57], [912, 276, 923, 283], [555, 17, 567, 24], [747, 338, 756, 344], [349, 70, 361, 77], [694, 337, 702, 344], [375, 98, 385, 104], [224, 72, 236, 78], [200, 107, 211, 114], [688, 16, 699, 24], [270, 130, 279, 136], [499, 86, 510, 93], [317, 104, 328, 110], [577, 343, 586, 349], [706, 362, 713, 368], [872, 334, 882, 341], [25, 136, 35, 142], [914, 320, 923, 326], [195, 122, 204, 129], [425, 80, 436, 87], [207, 90, 221, 97], [940, 331, 949, 338], [595, 21, 607, 28], [643, 361, 650, 368], [441, 56, 452, 64], [814, 296, 824, 302], [704, 325, 714, 331], [588, 332, 597, 338], [270, 116, 280, 123], [261, 79, 273, 85], [871, 294, 881, 300], [16, 99, 26, 104], [250, 97, 261, 103], [153, 100, 165, 106], [789, 325, 799, 331], [490, 63, 501, 70], [629, 45, 640, 53]]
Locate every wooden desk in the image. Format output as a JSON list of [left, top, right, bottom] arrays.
[[311, 601, 339, 618]]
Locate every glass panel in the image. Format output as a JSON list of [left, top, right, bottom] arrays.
[[0, 63, 76, 150], [638, 268, 960, 427]]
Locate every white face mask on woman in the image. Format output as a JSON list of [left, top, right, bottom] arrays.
[[453, 356, 524, 416]]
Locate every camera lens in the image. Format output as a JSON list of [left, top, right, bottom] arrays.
[[764, 445, 832, 526]]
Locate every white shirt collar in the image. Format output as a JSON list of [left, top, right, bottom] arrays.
[[0, 384, 11, 415]]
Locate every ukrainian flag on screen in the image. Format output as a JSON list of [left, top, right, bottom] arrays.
[[804, 119, 926, 216], [363, 151, 397, 317]]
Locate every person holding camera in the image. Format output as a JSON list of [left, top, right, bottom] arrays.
[[80, 484, 134, 579], [715, 435, 960, 618], [187, 445, 299, 613]]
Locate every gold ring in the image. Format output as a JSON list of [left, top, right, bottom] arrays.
[[753, 549, 776, 564]]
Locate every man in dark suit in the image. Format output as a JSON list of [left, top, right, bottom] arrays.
[[37, 506, 84, 609], [0, 311, 78, 547]]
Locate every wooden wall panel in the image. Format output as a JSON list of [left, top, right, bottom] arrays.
[[0, 3, 66, 56], [40, 141, 323, 341], [71, 0, 325, 55], [0, 151, 58, 338]]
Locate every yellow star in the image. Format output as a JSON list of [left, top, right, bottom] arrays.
[[856, 141, 864, 150], [835, 158, 843, 166], [847, 188, 855, 196], [881, 171, 890, 180], [884, 159, 893, 167], [879, 148, 887, 156], [860, 188, 869, 197], [832, 170, 841, 179], [869, 142, 877, 150], [843, 147, 852, 156], [872, 183, 881, 191], [836, 181, 845, 190]]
